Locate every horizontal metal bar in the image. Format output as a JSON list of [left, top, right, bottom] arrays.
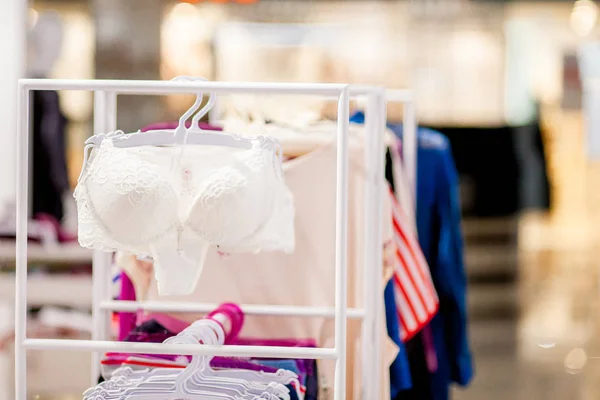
[[101, 301, 365, 319], [22, 339, 338, 360], [19, 79, 348, 96]]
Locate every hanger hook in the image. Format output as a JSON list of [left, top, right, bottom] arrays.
[[190, 77, 216, 128], [171, 76, 204, 144], [170, 318, 223, 393], [171, 76, 217, 144]]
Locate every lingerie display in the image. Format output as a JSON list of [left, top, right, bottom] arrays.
[[97, 124, 472, 400], [62, 79, 473, 399]]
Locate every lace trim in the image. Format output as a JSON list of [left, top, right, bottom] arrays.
[[75, 133, 294, 257]]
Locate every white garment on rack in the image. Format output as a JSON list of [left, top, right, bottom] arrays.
[[75, 138, 294, 295], [222, 118, 397, 157], [144, 137, 396, 400], [390, 140, 417, 231]]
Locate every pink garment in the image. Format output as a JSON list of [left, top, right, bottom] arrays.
[[141, 313, 189, 336], [142, 303, 244, 342], [35, 213, 77, 243], [236, 337, 317, 348], [118, 272, 137, 341], [422, 325, 438, 373], [135, 311, 318, 348]]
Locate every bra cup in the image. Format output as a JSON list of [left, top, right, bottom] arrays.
[[83, 144, 180, 245], [186, 163, 267, 245], [185, 148, 271, 245], [216, 166, 295, 254]]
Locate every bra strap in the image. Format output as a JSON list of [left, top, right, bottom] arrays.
[[253, 136, 284, 180], [77, 130, 126, 182]]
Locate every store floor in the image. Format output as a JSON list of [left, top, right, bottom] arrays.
[[454, 217, 600, 400], [450, 109, 600, 399]]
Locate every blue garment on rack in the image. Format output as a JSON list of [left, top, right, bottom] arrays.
[[350, 114, 413, 397], [284, 385, 300, 400], [351, 112, 474, 400], [390, 124, 474, 400], [385, 279, 413, 395], [252, 359, 318, 400]]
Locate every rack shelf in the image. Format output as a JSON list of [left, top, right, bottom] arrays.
[[12, 79, 414, 400], [0, 240, 91, 266]]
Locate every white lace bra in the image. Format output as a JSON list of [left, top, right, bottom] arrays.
[[75, 133, 295, 295]]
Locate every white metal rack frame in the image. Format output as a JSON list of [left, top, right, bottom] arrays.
[[14, 79, 415, 400]]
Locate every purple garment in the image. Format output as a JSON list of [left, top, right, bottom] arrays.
[[119, 326, 319, 365], [422, 325, 438, 373], [118, 272, 137, 341], [141, 121, 222, 132], [214, 358, 277, 372], [114, 320, 317, 392], [103, 352, 278, 374], [235, 337, 317, 348], [237, 337, 318, 399]]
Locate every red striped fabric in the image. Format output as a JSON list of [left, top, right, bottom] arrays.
[[388, 189, 438, 341]]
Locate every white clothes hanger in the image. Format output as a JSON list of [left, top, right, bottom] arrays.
[[181, 318, 299, 398], [78, 76, 284, 183], [84, 317, 294, 400], [164, 320, 288, 400], [120, 320, 282, 400], [169, 325, 284, 400], [85, 322, 248, 399], [180, 326, 292, 400], [83, 321, 221, 399]]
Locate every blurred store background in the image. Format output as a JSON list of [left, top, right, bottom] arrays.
[[1, 0, 600, 399]]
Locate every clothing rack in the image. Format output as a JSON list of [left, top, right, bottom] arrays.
[[14, 79, 415, 400], [388, 89, 417, 203]]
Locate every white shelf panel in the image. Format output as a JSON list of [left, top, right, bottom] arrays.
[[0, 275, 92, 308], [0, 240, 92, 265]]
